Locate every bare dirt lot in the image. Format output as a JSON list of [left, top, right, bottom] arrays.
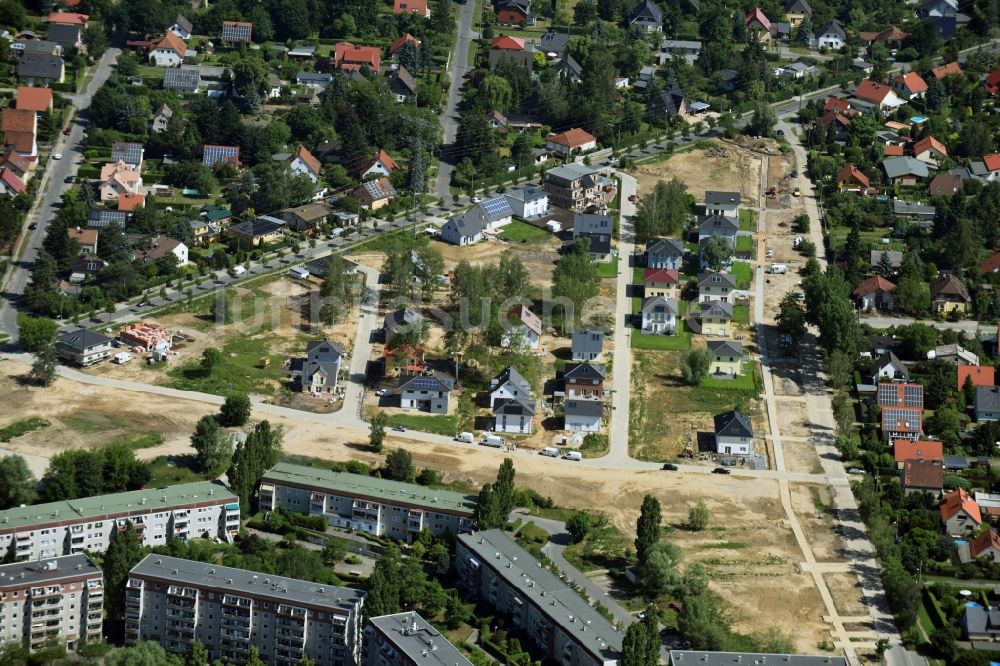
[[631, 142, 764, 205]]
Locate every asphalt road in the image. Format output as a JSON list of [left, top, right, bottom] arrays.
[[0, 48, 121, 343], [433, 0, 478, 202], [607, 172, 637, 464]]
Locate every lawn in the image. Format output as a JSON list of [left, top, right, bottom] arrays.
[[60, 412, 132, 434], [499, 219, 550, 244], [166, 333, 288, 396], [0, 417, 49, 442], [701, 362, 762, 393], [732, 304, 750, 324], [735, 235, 754, 253], [387, 413, 458, 437], [730, 261, 753, 289], [146, 455, 213, 487], [562, 522, 631, 573], [739, 209, 757, 232], [632, 323, 692, 351], [596, 256, 619, 279]]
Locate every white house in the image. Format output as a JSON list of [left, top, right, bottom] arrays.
[[715, 410, 753, 456], [646, 238, 684, 270], [502, 305, 542, 349], [489, 367, 532, 409], [494, 397, 535, 435], [398, 374, 453, 414], [462, 197, 513, 232], [148, 32, 187, 67], [872, 351, 909, 384], [640, 296, 678, 334], [132, 237, 189, 267], [503, 185, 549, 218], [439, 215, 485, 246], [815, 19, 846, 49], [564, 399, 602, 432], [288, 145, 321, 183], [292, 339, 344, 394], [167, 15, 192, 39], [697, 271, 737, 303]]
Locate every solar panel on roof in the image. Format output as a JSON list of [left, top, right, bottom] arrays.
[[480, 197, 512, 220], [904, 385, 923, 407], [883, 408, 921, 431]]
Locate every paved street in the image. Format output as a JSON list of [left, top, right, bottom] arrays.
[[607, 172, 637, 464], [0, 48, 121, 343], [433, 0, 478, 202]]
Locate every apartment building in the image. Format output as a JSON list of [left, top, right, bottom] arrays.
[[543, 163, 616, 213], [0, 482, 240, 561], [258, 463, 476, 543], [455, 530, 623, 666], [125, 555, 365, 666], [364, 612, 473, 666], [0, 554, 103, 653]]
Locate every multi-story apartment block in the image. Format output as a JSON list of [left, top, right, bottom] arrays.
[[125, 555, 365, 666], [0, 482, 240, 561], [364, 612, 473, 666], [258, 463, 476, 543], [543, 163, 616, 213], [455, 530, 623, 666], [0, 554, 103, 653]]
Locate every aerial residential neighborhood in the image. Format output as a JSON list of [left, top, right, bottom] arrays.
[[2, 0, 1000, 664]]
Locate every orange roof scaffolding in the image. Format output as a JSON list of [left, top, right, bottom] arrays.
[[119, 322, 171, 350]]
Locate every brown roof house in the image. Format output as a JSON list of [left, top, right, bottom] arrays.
[[837, 164, 870, 193], [563, 362, 606, 399], [502, 304, 542, 350], [931, 273, 970, 314], [929, 172, 963, 197], [1, 108, 37, 157], [853, 275, 895, 312], [901, 458, 943, 495]]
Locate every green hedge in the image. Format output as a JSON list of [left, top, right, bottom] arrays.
[[922, 587, 948, 628]]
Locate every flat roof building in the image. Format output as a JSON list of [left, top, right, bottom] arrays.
[[364, 611, 473, 666], [0, 554, 103, 653], [670, 652, 848, 666], [258, 463, 476, 543], [455, 529, 622, 666], [0, 481, 240, 561], [126, 555, 364, 665]]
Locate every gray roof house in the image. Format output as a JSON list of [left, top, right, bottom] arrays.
[[494, 396, 536, 434], [540, 30, 569, 55], [705, 191, 741, 217], [111, 142, 144, 170], [384, 307, 422, 343], [960, 605, 1000, 641], [714, 410, 753, 456], [490, 366, 532, 408], [628, 0, 663, 31], [573, 213, 613, 261], [869, 250, 903, 270], [398, 375, 454, 414], [976, 386, 1000, 422], [641, 296, 678, 335], [17, 52, 64, 83], [163, 66, 200, 93], [697, 271, 737, 302], [297, 72, 333, 89], [697, 214, 740, 243], [660, 40, 702, 65], [786, 0, 813, 15], [893, 200, 936, 221], [56, 329, 114, 367], [440, 214, 485, 246], [46, 22, 83, 49], [564, 399, 603, 432], [649, 87, 689, 120], [873, 351, 909, 384], [883, 157, 930, 184], [292, 339, 344, 395], [647, 237, 685, 269], [368, 612, 474, 666], [571, 329, 604, 361]]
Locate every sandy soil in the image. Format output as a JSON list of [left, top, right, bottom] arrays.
[[826, 573, 871, 618], [631, 143, 763, 207]]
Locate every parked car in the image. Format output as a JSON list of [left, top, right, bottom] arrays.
[[662, 463, 678, 471], [375, 388, 389, 397], [793, 187, 801, 197], [848, 467, 866, 474], [628, 194, 638, 202], [28, 222, 37, 230], [471, 196, 482, 204], [712, 467, 731, 474], [52, 153, 62, 160], [791, 170, 798, 178], [62, 127, 71, 135], [392, 425, 406, 432]]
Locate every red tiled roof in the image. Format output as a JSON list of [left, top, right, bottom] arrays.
[[819, 110, 851, 129], [941, 487, 982, 524], [393, 0, 428, 14], [0, 168, 25, 193], [824, 97, 851, 113], [855, 79, 894, 104], [902, 459, 943, 489], [883, 145, 904, 157], [971, 528, 1000, 558], [837, 163, 869, 187], [546, 128, 597, 149], [987, 68, 1000, 95], [491, 35, 525, 50], [894, 439, 943, 464], [745, 7, 772, 30], [861, 25, 908, 42], [984, 154, 1000, 172], [118, 193, 145, 211], [980, 251, 1000, 275], [48, 11, 88, 24], [2, 108, 35, 134], [643, 268, 679, 284], [15, 86, 53, 113], [929, 173, 962, 197], [291, 145, 321, 176], [931, 62, 963, 79], [334, 42, 381, 73], [913, 136, 947, 158], [893, 71, 928, 94], [388, 33, 420, 56], [68, 227, 98, 246], [853, 275, 895, 297], [374, 148, 397, 172], [151, 31, 187, 56], [958, 364, 995, 390]]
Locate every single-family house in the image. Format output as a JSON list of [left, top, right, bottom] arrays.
[[226, 216, 285, 247], [46, 12, 87, 49], [488, 35, 533, 72], [389, 66, 417, 102], [958, 364, 994, 391], [573, 213, 613, 262], [1, 108, 36, 157], [15, 86, 53, 114], [640, 296, 678, 335], [495, 0, 535, 25], [902, 459, 943, 495], [815, 19, 846, 49], [744, 8, 772, 41], [56, 328, 113, 367], [892, 71, 928, 100], [869, 250, 903, 272], [648, 87, 690, 121], [913, 136, 947, 165], [894, 439, 943, 468], [221, 20, 253, 43], [503, 185, 548, 218], [853, 80, 906, 112], [941, 487, 982, 534], [494, 397, 535, 435], [152, 104, 172, 133], [553, 55, 583, 83], [714, 410, 753, 456], [334, 42, 381, 74], [697, 271, 736, 303], [296, 72, 332, 90], [859, 25, 909, 46], [544, 163, 616, 212], [384, 308, 422, 345], [970, 530, 1000, 562], [287, 145, 321, 183], [464, 197, 514, 232], [882, 157, 930, 186], [646, 238, 684, 270], [571, 329, 604, 362], [148, 32, 186, 66], [99, 161, 142, 200], [545, 128, 597, 156], [929, 172, 963, 197], [563, 362, 606, 399], [167, 15, 192, 39], [68, 256, 105, 281], [931, 343, 978, 366], [931, 61, 963, 80], [111, 142, 144, 171], [697, 301, 734, 337], [17, 52, 64, 85], [976, 386, 1000, 422], [708, 340, 743, 376], [131, 236, 189, 267], [819, 110, 851, 141], [280, 203, 329, 233], [540, 30, 569, 56], [643, 268, 679, 298], [163, 67, 200, 94], [291, 339, 343, 394], [394, 0, 431, 17], [776, 61, 818, 79], [930, 273, 970, 313], [68, 227, 99, 254], [0, 151, 32, 180], [697, 214, 739, 245], [398, 374, 453, 414], [502, 305, 542, 349], [87, 208, 130, 229], [118, 193, 145, 212], [388, 33, 420, 57], [0, 168, 26, 196], [987, 67, 1000, 95], [704, 191, 740, 217], [359, 149, 398, 179], [879, 382, 924, 442], [202, 144, 239, 168], [628, 0, 663, 31], [564, 399, 603, 432], [960, 604, 1000, 641], [490, 367, 532, 409], [853, 275, 896, 312], [659, 40, 701, 65], [440, 214, 485, 246], [785, 0, 813, 27], [358, 177, 396, 211], [872, 351, 909, 384], [837, 164, 870, 193], [969, 154, 1000, 183]]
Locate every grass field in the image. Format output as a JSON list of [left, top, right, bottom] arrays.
[[387, 413, 458, 437], [499, 220, 550, 244], [166, 334, 288, 396], [632, 324, 692, 351], [0, 417, 49, 442], [739, 209, 757, 232], [732, 304, 750, 324], [735, 235, 754, 253], [596, 256, 619, 278], [562, 522, 631, 573], [730, 261, 753, 288], [701, 362, 762, 393]]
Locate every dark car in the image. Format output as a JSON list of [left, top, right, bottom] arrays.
[[28, 222, 37, 230], [791, 170, 798, 178], [712, 467, 732, 475], [662, 463, 679, 471], [62, 127, 71, 136], [392, 425, 406, 432]]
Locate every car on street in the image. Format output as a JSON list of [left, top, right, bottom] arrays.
[[791, 170, 798, 178], [662, 463, 679, 471], [471, 196, 482, 204], [712, 467, 731, 474], [28, 222, 37, 230], [392, 425, 406, 432], [375, 388, 390, 396], [52, 153, 62, 160], [628, 194, 638, 202], [607, 156, 619, 165], [64, 176, 74, 184], [848, 467, 866, 474], [62, 127, 71, 136], [793, 187, 801, 196]]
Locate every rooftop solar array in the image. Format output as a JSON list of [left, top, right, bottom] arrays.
[[479, 196, 512, 220], [203, 145, 239, 167], [882, 407, 921, 432], [878, 383, 923, 407], [111, 142, 143, 165]]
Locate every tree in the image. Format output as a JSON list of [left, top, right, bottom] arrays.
[[219, 393, 252, 427], [107, 641, 183, 666], [701, 236, 733, 272], [365, 545, 403, 620], [29, 345, 58, 386], [747, 103, 777, 137], [621, 621, 653, 666], [566, 511, 592, 543], [187, 642, 209, 666], [639, 541, 683, 595], [687, 499, 709, 531], [104, 524, 146, 619], [963, 374, 977, 408], [190, 414, 233, 474], [16, 314, 57, 352], [493, 458, 516, 519], [245, 647, 266, 666], [635, 494, 661, 564], [682, 349, 711, 385], [227, 420, 283, 510], [200, 348, 223, 374], [0, 455, 36, 509], [553, 240, 600, 328], [893, 275, 930, 316], [802, 268, 861, 355], [776, 293, 807, 339], [634, 178, 692, 241], [384, 448, 415, 482], [369, 412, 388, 453]]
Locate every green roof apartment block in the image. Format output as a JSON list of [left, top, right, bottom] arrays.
[[0, 481, 240, 561], [258, 462, 476, 543]]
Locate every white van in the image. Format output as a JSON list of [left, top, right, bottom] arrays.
[[232, 265, 246, 276], [481, 434, 504, 448], [563, 451, 582, 461], [289, 266, 310, 280], [113, 352, 132, 364], [456, 432, 474, 443], [540, 447, 560, 457], [769, 263, 788, 274]]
